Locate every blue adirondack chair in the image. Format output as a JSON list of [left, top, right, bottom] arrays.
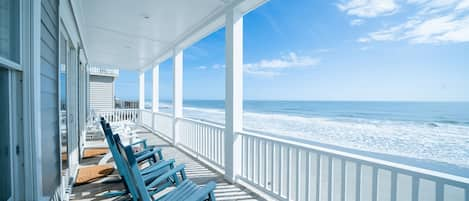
[[118, 141, 217, 201], [101, 121, 175, 200], [103, 122, 162, 164], [114, 134, 183, 195], [100, 118, 163, 163]]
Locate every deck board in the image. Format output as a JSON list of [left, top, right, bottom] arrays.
[[71, 125, 264, 201]]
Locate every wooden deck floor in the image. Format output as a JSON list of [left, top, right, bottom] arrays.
[[71, 125, 264, 201]]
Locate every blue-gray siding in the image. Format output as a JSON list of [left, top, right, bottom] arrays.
[[40, 0, 60, 197]]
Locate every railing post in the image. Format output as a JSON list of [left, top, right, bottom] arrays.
[[172, 50, 183, 145], [224, 8, 243, 183], [152, 64, 159, 130], [139, 70, 145, 124]]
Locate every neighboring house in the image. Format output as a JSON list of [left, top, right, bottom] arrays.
[[88, 66, 119, 112]]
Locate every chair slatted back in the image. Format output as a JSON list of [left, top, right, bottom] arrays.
[[100, 119, 140, 200], [115, 135, 154, 201]]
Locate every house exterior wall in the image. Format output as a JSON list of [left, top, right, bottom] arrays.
[[89, 75, 115, 111], [40, 0, 61, 198]]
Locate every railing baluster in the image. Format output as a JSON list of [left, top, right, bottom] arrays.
[[341, 159, 346, 201], [278, 144, 283, 196], [305, 151, 311, 201], [257, 138, 261, 184], [270, 141, 274, 192], [247, 136, 252, 180], [465, 186, 469, 201], [253, 137, 257, 182], [356, 163, 362, 201], [287, 146, 292, 199], [212, 128, 216, 161], [196, 124, 200, 154], [296, 149, 300, 201], [206, 126, 210, 159], [412, 176, 419, 201], [201, 124, 205, 156], [328, 156, 332, 201], [316, 153, 321, 201], [264, 140, 268, 188], [219, 130, 223, 165], [215, 129, 219, 164], [242, 136, 246, 177], [372, 167, 378, 201]]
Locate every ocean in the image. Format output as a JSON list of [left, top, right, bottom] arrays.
[[150, 100, 469, 177]]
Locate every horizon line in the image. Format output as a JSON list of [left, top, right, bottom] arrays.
[[115, 98, 469, 103]]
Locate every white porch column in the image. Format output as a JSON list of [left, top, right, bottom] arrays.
[[172, 50, 183, 145], [224, 9, 243, 183], [139, 71, 145, 110], [152, 64, 159, 112]]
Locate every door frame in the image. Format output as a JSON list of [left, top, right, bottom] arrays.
[[59, 17, 80, 198]]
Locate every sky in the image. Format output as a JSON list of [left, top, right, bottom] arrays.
[[115, 0, 469, 101]]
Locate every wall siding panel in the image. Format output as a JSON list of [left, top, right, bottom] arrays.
[[40, 0, 60, 198]]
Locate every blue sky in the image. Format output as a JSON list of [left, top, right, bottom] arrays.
[[115, 0, 469, 101]]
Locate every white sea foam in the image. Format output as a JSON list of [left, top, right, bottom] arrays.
[[182, 106, 469, 169]]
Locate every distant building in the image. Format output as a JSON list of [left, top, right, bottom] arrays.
[[88, 66, 119, 111]]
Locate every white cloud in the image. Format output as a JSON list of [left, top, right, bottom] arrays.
[[212, 64, 225, 69], [359, 15, 469, 44], [244, 52, 320, 76], [356, 0, 469, 44], [408, 0, 460, 15], [350, 19, 365, 26], [337, 0, 399, 17], [196, 65, 208, 70], [456, 0, 469, 10], [209, 52, 320, 77]]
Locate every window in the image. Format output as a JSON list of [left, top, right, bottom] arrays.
[[0, 0, 20, 64]]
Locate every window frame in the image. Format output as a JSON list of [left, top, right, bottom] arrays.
[[0, 0, 22, 70]]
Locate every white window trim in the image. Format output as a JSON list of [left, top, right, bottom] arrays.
[[0, 57, 21, 71], [0, 0, 22, 71]]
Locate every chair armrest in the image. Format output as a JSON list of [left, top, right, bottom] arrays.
[[136, 147, 162, 163], [141, 159, 175, 176], [147, 164, 186, 189], [130, 138, 147, 149]]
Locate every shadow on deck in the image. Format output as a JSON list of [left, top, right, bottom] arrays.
[[71, 125, 264, 201]]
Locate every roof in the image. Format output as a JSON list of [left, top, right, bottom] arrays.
[[79, 0, 268, 70]]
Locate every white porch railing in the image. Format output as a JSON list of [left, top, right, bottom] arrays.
[[178, 118, 225, 171], [94, 109, 139, 123], [237, 130, 469, 201], [140, 110, 173, 140], [99, 109, 469, 201]]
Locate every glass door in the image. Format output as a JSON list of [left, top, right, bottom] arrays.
[[0, 68, 12, 201], [59, 33, 69, 177], [0, 0, 20, 199]]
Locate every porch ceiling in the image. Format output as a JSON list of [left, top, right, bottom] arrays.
[[79, 0, 267, 71]]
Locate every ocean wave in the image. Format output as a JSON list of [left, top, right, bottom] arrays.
[[183, 106, 469, 169]]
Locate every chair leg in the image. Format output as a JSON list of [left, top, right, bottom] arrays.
[[157, 151, 163, 160], [208, 191, 216, 201]]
